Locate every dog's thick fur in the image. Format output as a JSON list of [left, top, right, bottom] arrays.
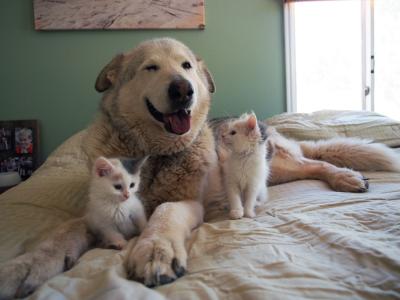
[[1, 38, 399, 299]]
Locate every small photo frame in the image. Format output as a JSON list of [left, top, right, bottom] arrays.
[[0, 120, 39, 181], [15, 127, 34, 154], [0, 128, 12, 152]]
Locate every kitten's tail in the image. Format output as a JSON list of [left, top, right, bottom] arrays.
[[299, 137, 400, 172]]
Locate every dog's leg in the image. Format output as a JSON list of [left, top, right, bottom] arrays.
[[0, 218, 94, 299], [270, 155, 369, 193], [126, 200, 203, 287], [267, 132, 369, 192]]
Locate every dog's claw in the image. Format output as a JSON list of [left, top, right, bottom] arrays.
[[172, 258, 186, 278], [363, 179, 370, 190], [63, 256, 75, 272], [159, 274, 175, 285]]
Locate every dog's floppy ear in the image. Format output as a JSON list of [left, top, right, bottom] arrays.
[[95, 54, 124, 93], [197, 57, 215, 93]]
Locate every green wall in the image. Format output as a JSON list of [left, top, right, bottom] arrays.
[[0, 0, 285, 161]]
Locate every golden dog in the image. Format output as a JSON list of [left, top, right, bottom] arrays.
[[1, 38, 398, 298]]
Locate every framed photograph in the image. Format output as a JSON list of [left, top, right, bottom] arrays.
[[0, 120, 39, 181], [0, 128, 12, 152], [33, 0, 205, 30]]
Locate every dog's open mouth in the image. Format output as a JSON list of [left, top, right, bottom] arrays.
[[146, 99, 191, 135]]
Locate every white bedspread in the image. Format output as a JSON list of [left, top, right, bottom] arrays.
[[0, 116, 399, 299]]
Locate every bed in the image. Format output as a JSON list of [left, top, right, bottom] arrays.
[[0, 110, 399, 299]]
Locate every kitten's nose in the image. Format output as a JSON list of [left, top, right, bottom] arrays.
[[123, 192, 129, 200]]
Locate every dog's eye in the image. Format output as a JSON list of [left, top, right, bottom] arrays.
[[114, 184, 122, 190], [182, 61, 192, 70], [145, 64, 159, 71], [130, 182, 135, 188], [230, 130, 236, 135]]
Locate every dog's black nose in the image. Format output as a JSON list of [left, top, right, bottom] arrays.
[[168, 77, 194, 109]]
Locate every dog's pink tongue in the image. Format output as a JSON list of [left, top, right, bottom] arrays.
[[164, 110, 191, 135]]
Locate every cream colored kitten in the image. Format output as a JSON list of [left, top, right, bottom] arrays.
[[218, 113, 269, 219], [85, 156, 147, 250]]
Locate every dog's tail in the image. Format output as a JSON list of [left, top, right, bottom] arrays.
[[299, 137, 400, 172]]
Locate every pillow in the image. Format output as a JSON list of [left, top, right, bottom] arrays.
[[265, 110, 400, 147]]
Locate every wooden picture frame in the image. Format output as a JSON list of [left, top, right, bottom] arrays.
[[33, 0, 205, 30], [0, 120, 39, 181]]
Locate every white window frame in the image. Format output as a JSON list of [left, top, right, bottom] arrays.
[[284, 0, 375, 113]]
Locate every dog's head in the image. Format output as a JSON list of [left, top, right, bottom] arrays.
[[95, 38, 215, 154]]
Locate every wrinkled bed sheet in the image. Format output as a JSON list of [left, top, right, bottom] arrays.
[[0, 124, 399, 299]]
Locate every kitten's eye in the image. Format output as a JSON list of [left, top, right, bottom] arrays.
[[230, 130, 237, 135], [182, 61, 192, 69], [145, 64, 159, 71], [130, 182, 135, 188], [113, 184, 122, 190]]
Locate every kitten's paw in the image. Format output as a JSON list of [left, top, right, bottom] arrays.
[[244, 209, 256, 218], [229, 208, 244, 219], [107, 238, 128, 250]]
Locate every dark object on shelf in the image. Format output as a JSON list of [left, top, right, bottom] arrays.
[[0, 120, 39, 181]]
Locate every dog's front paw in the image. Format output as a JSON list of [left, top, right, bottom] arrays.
[[0, 255, 31, 300], [126, 235, 187, 287], [329, 168, 369, 193], [0, 251, 63, 299]]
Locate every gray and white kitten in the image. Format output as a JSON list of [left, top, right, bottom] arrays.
[[218, 112, 269, 219], [85, 156, 147, 250]]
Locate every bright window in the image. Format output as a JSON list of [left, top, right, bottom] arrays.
[[374, 0, 400, 120], [284, 0, 400, 120]]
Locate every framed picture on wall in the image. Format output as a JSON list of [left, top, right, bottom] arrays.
[[0, 120, 39, 180], [33, 0, 205, 30]]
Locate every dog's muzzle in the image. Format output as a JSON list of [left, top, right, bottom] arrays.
[[145, 76, 194, 136], [146, 99, 192, 136]]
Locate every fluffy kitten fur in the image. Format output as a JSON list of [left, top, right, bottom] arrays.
[[218, 113, 269, 219], [85, 156, 147, 250]]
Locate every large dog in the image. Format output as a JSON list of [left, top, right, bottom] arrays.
[[0, 38, 399, 299]]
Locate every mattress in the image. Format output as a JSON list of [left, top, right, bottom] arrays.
[[0, 111, 399, 299]]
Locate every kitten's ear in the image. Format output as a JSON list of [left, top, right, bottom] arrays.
[[121, 156, 148, 174], [247, 113, 258, 130], [136, 156, 148, 171], [94, 157, 114, 177]]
